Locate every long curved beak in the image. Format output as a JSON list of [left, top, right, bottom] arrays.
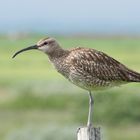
[[12, 45, 38, 58]]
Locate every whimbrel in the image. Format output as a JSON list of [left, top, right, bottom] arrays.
[[12, 37, 140, 127]]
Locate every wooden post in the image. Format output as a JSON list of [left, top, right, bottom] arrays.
[[77, 126, 101, 140]]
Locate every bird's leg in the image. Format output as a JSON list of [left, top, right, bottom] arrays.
[[87, 91, 94, 128]]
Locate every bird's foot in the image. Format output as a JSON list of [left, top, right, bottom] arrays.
[[87, 123, 93, 132]]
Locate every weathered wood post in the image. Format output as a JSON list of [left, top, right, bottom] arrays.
[[77, 125, 101, 140]]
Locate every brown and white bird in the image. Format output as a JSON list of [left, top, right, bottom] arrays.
[[12, 37, 140, 127]]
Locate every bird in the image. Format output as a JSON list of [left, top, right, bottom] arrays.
[[12, 37, 140, 127]]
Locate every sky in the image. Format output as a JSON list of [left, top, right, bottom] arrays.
[[0, 0, 140, 34]]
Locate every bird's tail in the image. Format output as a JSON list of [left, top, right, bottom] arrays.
[[126, 69, 140, 82]]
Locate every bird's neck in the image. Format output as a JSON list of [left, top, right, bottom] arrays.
[[47, 46, 69, 61], [47, 46, 70, 79]]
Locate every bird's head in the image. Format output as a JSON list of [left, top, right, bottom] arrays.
[[12, 37, 60, 58]]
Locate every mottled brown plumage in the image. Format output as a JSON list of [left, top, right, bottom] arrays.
[[42, 41, 140, 91], [63, 47, 140, 90], [12, 37, 140, 127]]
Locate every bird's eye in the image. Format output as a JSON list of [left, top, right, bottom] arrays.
[[44, 42, 48, 45]]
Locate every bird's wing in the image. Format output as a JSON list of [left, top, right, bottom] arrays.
[[70, 48, 130, 82]]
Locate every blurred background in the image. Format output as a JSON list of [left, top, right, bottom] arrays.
[[0, 0, 140, 140]]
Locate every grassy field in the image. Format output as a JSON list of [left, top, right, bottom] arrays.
[[0, 35, 140, 140]]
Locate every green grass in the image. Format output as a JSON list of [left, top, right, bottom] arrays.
[[0, 35, 140, 140]]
